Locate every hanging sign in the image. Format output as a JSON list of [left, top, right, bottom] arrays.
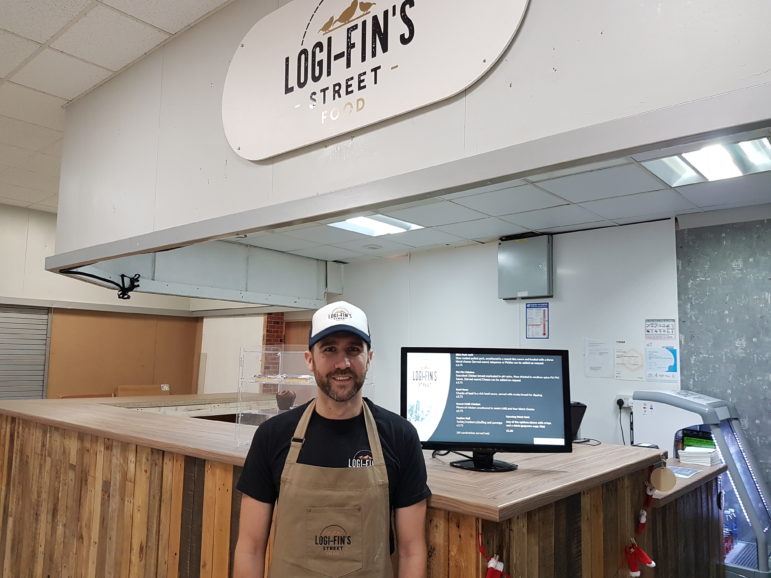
[[222, 0, 529, 160]]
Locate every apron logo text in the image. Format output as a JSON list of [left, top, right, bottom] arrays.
[[315, 525, 353, 551]]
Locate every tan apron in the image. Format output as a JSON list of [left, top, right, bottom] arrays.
[[267, 400, 393, 577]]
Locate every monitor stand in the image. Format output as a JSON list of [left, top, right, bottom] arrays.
[[450, 450, 517, 473]]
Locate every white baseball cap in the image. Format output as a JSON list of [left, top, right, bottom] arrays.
[[309, 301, 371, 349]]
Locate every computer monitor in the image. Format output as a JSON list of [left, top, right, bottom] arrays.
[[400, 347, 572, 472]]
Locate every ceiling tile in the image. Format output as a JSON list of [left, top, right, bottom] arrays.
[[333, 237, 413, 258], [314, 211, 376, 226], [0, 115, 62, 151], [10, 48, 111, 99], [235, 232, 318, 252], [452, 183, 564, 216], [502, 204, 608, 230], [39, 138, 63, 156], [0, 82, 66, 129], [381, 200, 486, 227], [28, 193, 58, 212], [581, 189, 698, 220], [0, 30, 40, 76], [0, 197, 32, 208], [439, 176, 526, 200], [537, 221, 614, 234], [0, 0, 90, 43], [389, 228, 465, 248], [289, 245, 363, 262], [0, 166, 59, 192], [0, 142, 35, 169], [102, 0, 232, 34], [0, 181, 52, 203], [278, 223, 368, 244], [536, 164, 665, 202], [612, 214, 682, 226], [16, 151, 61, 178], [527, 157, 629, 182], [52, 5, 170, 72], [28, 204, 57, 213], [364, 199, 428, 213], [676, 172, 771, 209], [436, 217, 528, 240]]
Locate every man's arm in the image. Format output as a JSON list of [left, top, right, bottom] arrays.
[[394, 499, 428, 578], [233, 495, 273, 578]]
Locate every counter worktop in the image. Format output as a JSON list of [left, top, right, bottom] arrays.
[[0, 396, 665, 522]]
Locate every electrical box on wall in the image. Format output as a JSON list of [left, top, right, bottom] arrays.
[[498, 234, 553, 299]]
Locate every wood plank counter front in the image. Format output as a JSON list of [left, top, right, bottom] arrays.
[[0, 397, 719, 577]]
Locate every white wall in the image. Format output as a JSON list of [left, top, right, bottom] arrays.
[[55, 0, 771, 257], [199, 315, 265, 394], [0, 204, 197, 312], [341, 220, 679, 446]]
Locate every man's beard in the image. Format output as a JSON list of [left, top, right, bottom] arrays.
[[315, 370, 365, 402]]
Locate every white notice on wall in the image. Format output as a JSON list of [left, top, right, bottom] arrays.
[[614, 340, 644, 381], [525, 302, 549, 339], [584, 339, 613, 378], [644, 319, 679, 382]]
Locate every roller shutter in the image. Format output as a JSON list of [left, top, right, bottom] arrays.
[[0, 305, 50, 399]]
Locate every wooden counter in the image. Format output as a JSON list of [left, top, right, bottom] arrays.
[[652, 459, 727, 507], [648, 459, 727, 578], [0, 397, 720, 577], [425, 443, 663, 522]]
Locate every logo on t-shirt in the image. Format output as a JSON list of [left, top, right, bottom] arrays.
[[348, 449, 373, 468]]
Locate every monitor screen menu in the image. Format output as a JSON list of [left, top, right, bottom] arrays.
[[400, 347, 572, 472]]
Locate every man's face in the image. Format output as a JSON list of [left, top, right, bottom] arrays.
[[305, 332, 372, 402]]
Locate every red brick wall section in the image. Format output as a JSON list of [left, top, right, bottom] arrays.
[[262, 313, 285, 394]]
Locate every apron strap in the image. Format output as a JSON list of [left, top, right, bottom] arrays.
[[286, 399, 388, 482], [285, 399, 316, 465], [361, 401, 387, 476]]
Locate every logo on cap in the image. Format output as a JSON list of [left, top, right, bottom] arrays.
[[329, 308, 353, 321]]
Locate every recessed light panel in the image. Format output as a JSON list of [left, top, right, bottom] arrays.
[[328, 215, 423, 237], [641, 156, 705, 187], [736, 137, 771, 174], [641, 137, 771, 185], [683, 145, 742, 181]]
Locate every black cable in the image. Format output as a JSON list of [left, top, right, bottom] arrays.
[[432, 450, 473, 461], [630, 409, 634, 445], [61, 269, 140, 300], [573, 438, 602, 446], [617, 398, 626, 445]]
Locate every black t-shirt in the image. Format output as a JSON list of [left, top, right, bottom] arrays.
[[237, 398, 431, 511]]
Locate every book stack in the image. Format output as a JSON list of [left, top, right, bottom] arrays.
[[678, 446, 721, 466]]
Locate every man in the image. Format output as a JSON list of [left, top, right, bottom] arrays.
[[234, 301, 431, 577]]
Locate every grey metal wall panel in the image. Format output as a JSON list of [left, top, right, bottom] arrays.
[[676, 218, 771, 498]]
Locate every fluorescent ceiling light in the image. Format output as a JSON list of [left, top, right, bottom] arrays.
[[328, 215, 423, 237], [736, 137, 771, 173], [642, 136, 771, 186], [683, 144, 742, 181], [642, 156, 705, 187]]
